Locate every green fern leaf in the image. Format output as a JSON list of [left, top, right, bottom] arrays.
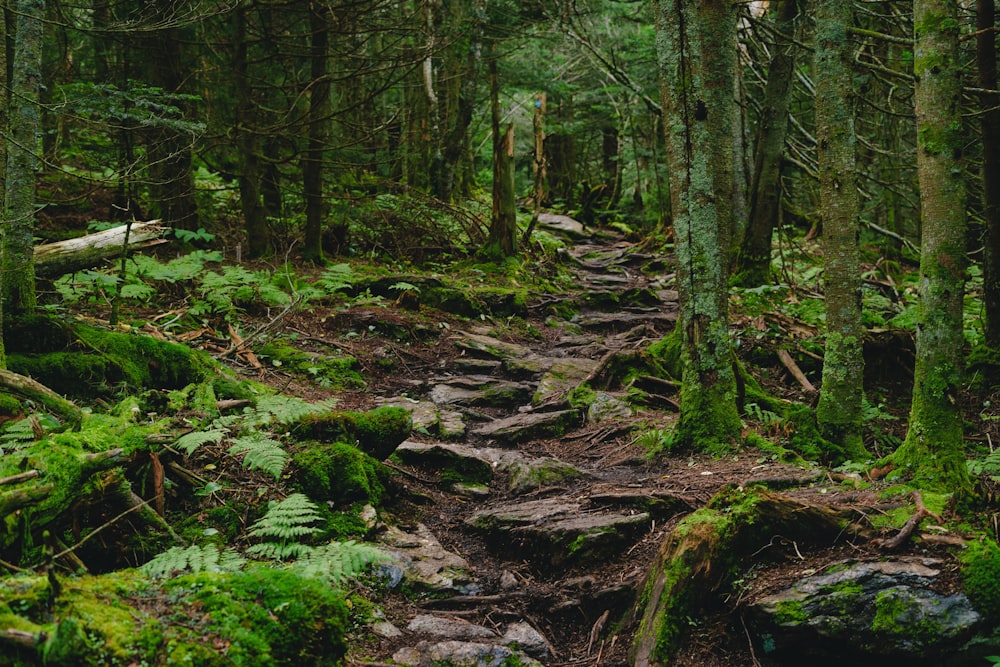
[[247, 493, 323, 561], [228, 434, 287, 479], [174, 428, 227, 455], [293, 541, 391, 586], [249, 395, 338, 427], [141, 544, 245, 578]]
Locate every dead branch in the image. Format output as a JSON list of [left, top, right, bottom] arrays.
[[34, 220, 167, 278], [0, 470, 41, 486], [776, 349, 816, 392], [0, 370, 82, 429]]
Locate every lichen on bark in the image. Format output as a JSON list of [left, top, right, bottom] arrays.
[[654, 0, 741, 452]]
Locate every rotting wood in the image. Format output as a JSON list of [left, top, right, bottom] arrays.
[[0, 369, 83, 429], [34, 220, 167, 278]]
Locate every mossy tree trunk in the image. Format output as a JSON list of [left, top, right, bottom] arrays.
[[0, 4, 7, 369], [813, 0, 866, 460], [733, 0, 800, 287], [3, 0, 43, 316], [892, 0, 972, 494], [654, 0, 742, 451]]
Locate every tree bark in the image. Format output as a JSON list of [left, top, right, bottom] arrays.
[[814, 0, 866, 459], [892, 0, 972, 494], [734, 0, 800, 287], [654, 0, 742, 451], [302, 0, 331, 263], [978, 0, 1000, 349], [4, 0, 44, 316], [233, 7, 270, 259], [486, 44, 516, 258]]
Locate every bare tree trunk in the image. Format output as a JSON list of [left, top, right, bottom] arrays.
[[486, 44, 516, 258], [978, 0, 1000, 349], [734, 0, 800, 287], [814, 0, 866, 460], [302, 0, 330, 263]]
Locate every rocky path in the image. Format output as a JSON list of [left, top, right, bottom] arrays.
[[350, 217, 807, 667]]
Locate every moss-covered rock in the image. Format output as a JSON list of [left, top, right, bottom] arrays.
[[257, 338, 365, 390], [289, 406, 411, 459], [291, 441, 388, 505]]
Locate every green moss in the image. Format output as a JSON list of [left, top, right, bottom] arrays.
[[773, 599, 809, 625], [258, 338, 364, 390], [292, 441, 387, 505], [163, 567, 349, 666], [567, 384, 598, 409], [960, 539, 1000, 620], [290, 405, 411, 460]]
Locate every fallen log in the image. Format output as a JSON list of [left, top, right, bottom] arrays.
[[34, 220, 167, 278], [0, 369, 82, 429]]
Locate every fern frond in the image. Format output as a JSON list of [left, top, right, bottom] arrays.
[[970, 448, 1000, 477], [141, 544, 245, 579], [175, 428, 227, 455], [250, 395, 339, 427], [228, 434, 288, 479], [292, 541, 391, 586], [247, 493, 323, 561], [0, 416, 48, 452]]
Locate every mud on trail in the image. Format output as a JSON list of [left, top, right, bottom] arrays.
[[224, 217, 970, 667]]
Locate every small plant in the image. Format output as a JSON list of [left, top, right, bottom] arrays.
[[141, 544, 246, 578], [246, 493, 324, 560]]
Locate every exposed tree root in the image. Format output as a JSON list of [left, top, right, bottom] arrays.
[[873, 490, 943, 551]]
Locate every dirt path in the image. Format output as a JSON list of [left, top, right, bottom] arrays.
[[323, 221, 821, 667]]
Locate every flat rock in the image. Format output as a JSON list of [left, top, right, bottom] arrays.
[[506, 456, 587, 495], [749, 559, 986, 662], [406, 615, 499, 641], [534, 358, 601, 405], [429, 376, 535, 408], [471, 409, 582, 444], [501, 622, 550, 658], [378, 396, 467, 439], [453, 331, 532, 360], [587, 392, 632, 422], [379, 524, 474, 594], [537, 212, 588, 238], [393, 640, 543, 667], [394, 440, 507, 485], [466, 497, 651, 568], [573, 309, 678, 333]]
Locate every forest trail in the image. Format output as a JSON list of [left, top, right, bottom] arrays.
[[342, 218, 820, 667]]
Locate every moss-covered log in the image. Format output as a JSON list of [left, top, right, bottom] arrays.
[[5, 315, 214, 399], [288, 405, 411, 460], [0, 369, 82, 429], [631, 487, 869, 666]]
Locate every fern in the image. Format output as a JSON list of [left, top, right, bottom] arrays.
[[141, 544, 246, 579], [969, 449, 1000, 477], [174, 428, 227, 455], [247, 494, 323, 560], [228, 433, 288, 480], [0, 415, 59, 454], [292, 541, 390, 586], [315, 263, 354, 294], [246, 395, 338, 428]]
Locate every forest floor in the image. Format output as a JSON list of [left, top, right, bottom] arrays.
[[169, 219, 988, 666]]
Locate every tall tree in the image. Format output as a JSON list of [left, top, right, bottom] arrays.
[[813, 0, 866, 459], [485, 42, 516, 258], [4, 0, 44, 315], [734, 0, 800, 286], [654, 0, 742, 451], [978, 0, 1000, 349], [892, 0, 972, 494], [302, 0, 331, 262]]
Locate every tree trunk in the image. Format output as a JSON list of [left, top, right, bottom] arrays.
[[654, 0, 742, 451], [813, 0, 866, 460], [302, 0, 331, 263], [233, 7, 270, 259], [0, 3, 7, 369], [734, 0, 799, 287], [144, 26, 199, 231], [486, 45, 516, 258], [892, 0, 972, 494], [979, 0, 1000, 349], [3, 0, 43, 316]]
